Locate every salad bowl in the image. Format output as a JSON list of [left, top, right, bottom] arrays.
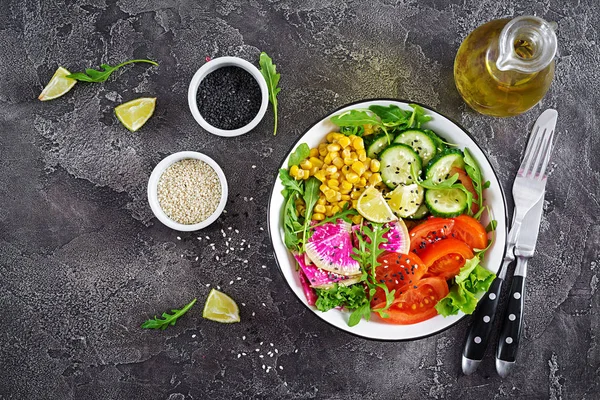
[[267, 99, 507, 341]]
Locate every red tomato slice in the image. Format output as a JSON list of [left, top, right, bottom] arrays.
[[420, 238, 474, 280], [408, 217, 454, 255], [371, 252, 427, 309], [451, 215, 488, 250], [450, 167, 479, 214], [376, 277, 449, 324]]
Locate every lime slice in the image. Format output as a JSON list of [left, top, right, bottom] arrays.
[[38, 67, 77, 101], [114, 97, 156, 132], [202, 289, 240, 323], [357, 186, 397, 223], [387, 183, 425, 218]]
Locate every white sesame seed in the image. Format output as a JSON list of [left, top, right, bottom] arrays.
[[242, 336, 246, 340], [241, 303, 245, 306], [270, 343, 273, 347], [195, 256, 198, 261], [177, 236, 181, 240], [243, 260, 248, 264], [242, 352, 246, 356], [192, 334, 196, 338], [275, 349, 278, 353], [262, 303, 266, 307], [197, 237, 202, 240], [228, 227, 232, 230], [235, 229, 239, 234], [252, 312, 255, 316], [205, 236, 210, 239], [237, 354, 241, 358], [217, 286, 221, 290], [262, 265, 266, 269], [262, 365, 265, 369], [216, 256, 220, 261], [279, 366, 283, 370], [252, 165, 256, 169], [206, 284, 210, 287], [259, 355, 264, 358], [237, 277, 241, 280], [229, 281, 234, 285], [256, 349, 260, 352]]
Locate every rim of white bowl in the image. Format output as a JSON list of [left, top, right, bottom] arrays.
[[147, 151, 228, 231], [187, 56, 269, 137]]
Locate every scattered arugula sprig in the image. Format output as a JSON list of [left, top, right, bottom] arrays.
[[259, 52, 281, 136], [67, 59, 158, 83], [141, 298, 197, 330]]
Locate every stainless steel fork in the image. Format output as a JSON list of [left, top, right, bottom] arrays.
[[462, 109, 558, 375]]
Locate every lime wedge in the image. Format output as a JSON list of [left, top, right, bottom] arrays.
[[387, 183, 425, 218], [357, 186, 397, 223], [38, 67, 77, 101], [202, 289, 240, 323], [114, 97, 156, 132]]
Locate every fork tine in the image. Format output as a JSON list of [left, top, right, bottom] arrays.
[[520, 126, 544, 177], [530, 127, 553, 179], [537, 129, 555, 179]]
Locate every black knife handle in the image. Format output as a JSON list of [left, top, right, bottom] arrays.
[[463, 277, 504, 362], [496, 273, 526, 363]]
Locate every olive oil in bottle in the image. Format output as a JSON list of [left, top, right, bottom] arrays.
[[454, 16, 558, 117]]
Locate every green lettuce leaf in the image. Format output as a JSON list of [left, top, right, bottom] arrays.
[[315, 284, 368, 312]]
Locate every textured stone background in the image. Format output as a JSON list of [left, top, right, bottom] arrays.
[[1, 0, 598, 399]]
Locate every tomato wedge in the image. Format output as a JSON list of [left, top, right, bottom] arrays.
[[408, 217, 454, 255], [451, 215, 488, 250], [420, 238, 474, 280], [450, 167, 479, 214], [376, 277, 449, 324], [371, 252, 427, 309]]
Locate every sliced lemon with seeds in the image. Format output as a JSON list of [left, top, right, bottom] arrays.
[[114, 97, 156, 132], [357, 186, 397, 223], [387, 183, 425, 218], [38, 67, 77, 101], [202, 289, 240, 323]]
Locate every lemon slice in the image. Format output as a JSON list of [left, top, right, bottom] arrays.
[[357, 186, 397, 223], [387, 183, 425, 218], [38, 67, 77, 101], [114, 97, 156, 132], [202, 289, 240, 323]]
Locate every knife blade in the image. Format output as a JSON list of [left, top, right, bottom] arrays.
[[495, 195, 545, 377], [461, 109, 557, 375]]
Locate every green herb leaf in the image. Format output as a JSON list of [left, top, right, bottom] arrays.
[[288, 143, 310, 168], [312, 205, 358, 228], [259, 52, 281, 135], [283, 192, 302, 251], [279, 168, 303, 197], [316, 284, 369, 312], [331, 109, 382, 129], [141, 298, 197, 330], [486, 220, 497, 233], [408, 103, 432, 128], [368, 104, 409, 125], [301, 177, 321, 249], [463, 148, 484, 211], [349, 302, 372, 327], [67, 59, 158, 83]]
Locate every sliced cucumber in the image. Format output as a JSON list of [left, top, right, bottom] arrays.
[[393, 129, 438, 165], [366, 133, 392, 159], [425, 188, 468, 217], [406, 203, 430, 220], [379, 144, 422, 189], [386, 183, 425, 218], [425, 148, 465, 183]]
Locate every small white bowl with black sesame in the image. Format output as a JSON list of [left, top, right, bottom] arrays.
[[147, 151, 228, 231], [188, 56, 269, 137]]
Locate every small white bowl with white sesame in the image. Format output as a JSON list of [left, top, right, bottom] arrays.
[[147, 151, 228, 231]]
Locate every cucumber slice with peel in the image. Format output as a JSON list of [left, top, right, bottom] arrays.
[[379, 144, 422, 189], [425, 149, 465, 183], [425, 188, 468, 217], [367, 133, 392, 159], [393, 129, 438, 165]]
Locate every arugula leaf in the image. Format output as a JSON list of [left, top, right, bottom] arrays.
[[331, 109, 382, 129], [67, 59, 158, 83], [368, 104, 409, 125], [288, 143, 310, 168], [141, 298, 197, 330], [408, 103, 432, 128], [283, 192, 302, 250], [259, 52, 281, 135], [279, 168, 303, 197], [486, 220, 497, 233], [312, 205, 358, 228], [301, 177, 320, 248], [463, 148, 484, 211], [349, 302, 372, 327]]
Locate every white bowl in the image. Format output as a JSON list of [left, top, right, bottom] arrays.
[[148, 151, 228, 231], [267, 99, 508, 341], [187, 56, 269, 137]]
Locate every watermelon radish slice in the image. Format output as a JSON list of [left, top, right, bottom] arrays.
[[304, 220, 361, 276], [352, 220, 410, 254], [297, 268, 317, 305], [295, 253, 361, 289]]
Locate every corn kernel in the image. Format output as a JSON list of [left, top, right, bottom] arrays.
[[338, 136, 351, 148], [309, 157, 323, 168], [332, 157, 344, 169], [346, 172, 359, 184], [303, 172, 311, 180], [333, 133, 344, 141], [357, 149, 367, 162], [341, 165, 351, 174], [352, 137, 364, 150], [329, 151, 340, 160], [323, 153, 332, 165], [368, 173, 382, 185], [341, 194, 351, 201], [341, 148, 352, 158], [314, 170, 326, 182], [290, 165, 299, 177], [370, 159, 380, 172], [325, 165, 337, 175], [325, 205, 333, 214], [320, 184, 328, 193], [309, 147, 319, 157], [315, 204, 326, 214], [317, 197, 326, 205], [297, 169, 307, 180], [330, 172, 340, 180], [309, 166, 319, 176], [341, 181, 353, 191], [313, 212, 325, 221], [351, 200, 359, 209], [327, 179, 339, 188], [340, 187, 352, 195], [335, 192, 342, 202], [327, 143, 341, 152], [326, 132, 335, 142], [331, 205, 341, 214], [319, 148, 327, 157], [343, 157, 354, 166], [338, 200, 348, 209], [351, 161, 365, 175], [300, 159, 312, 170], [363, 170, 373, 180], [350, 189, 362, 199]]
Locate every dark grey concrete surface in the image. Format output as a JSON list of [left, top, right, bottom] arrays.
[[1, 0, 598, 399]]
